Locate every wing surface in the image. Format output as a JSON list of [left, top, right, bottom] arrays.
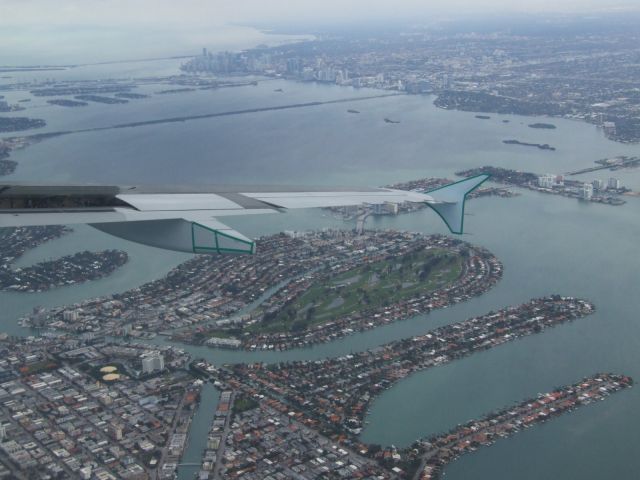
[[0, 176, 488, 254]]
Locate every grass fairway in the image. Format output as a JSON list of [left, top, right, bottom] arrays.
[[255, 248, 462, 334]]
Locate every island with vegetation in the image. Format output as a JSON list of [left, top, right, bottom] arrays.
[[47, 99, 89, 107], [75, 95, 128, 104], [0, 141, 17, 175], [156, 88, 196, 94], [22, 231, 502, 347], [0, 116, 46, 133], [114, 92, 148, 99], [528, 122, 557, 129], [0, 100, 25, 112], [257, 248, 463, 335]]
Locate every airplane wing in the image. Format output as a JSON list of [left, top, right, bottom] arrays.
[[0, 175, 489, 254]]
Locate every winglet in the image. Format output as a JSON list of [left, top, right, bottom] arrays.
[[424, 174, 490, 234]]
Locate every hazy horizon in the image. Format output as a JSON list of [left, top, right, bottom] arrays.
[[2, 0, 640, 65]]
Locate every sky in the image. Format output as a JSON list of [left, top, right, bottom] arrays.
[[1, 0, 639, 64], [1, 0, 640, 27]]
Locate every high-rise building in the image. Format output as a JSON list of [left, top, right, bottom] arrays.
[[142, 353, 165, 374], [592, 179, 604, 191], [286, 58, 300, 75], [582, 183, 594, 200], [62, 310, 79, 322], [602, 121, 617, 135], [108, 423, 123, 441], [608, 177, 621, 190], [538, 174, 555, 189]]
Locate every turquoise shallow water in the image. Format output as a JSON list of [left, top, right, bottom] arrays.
[[2, 68, 640, 479]]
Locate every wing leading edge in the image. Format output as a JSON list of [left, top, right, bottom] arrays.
[[0, 175, 489, 254]]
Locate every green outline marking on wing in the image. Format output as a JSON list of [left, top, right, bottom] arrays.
[[191, 221, 255, 254], [424, 174, 490, 234]]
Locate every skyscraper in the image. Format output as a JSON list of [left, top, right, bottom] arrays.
[[608, 177, 621, 190], [142, 353, 165, 374]]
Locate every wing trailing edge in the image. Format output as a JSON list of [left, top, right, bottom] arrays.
[[91, 216, 255, 255]]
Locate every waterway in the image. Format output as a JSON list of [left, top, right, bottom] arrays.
[[177, 383, 220, 480], [1, 62, 640, 480]]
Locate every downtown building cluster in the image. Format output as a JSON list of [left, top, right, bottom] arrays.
[[183, 25, 640, 142], [0, 336, 198, 479]]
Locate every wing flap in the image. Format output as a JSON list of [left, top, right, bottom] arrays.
[[116, 193, 244, 211], [241, 189, 435, 209]]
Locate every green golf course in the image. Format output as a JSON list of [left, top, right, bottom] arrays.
[[255, 247, 463, 333]]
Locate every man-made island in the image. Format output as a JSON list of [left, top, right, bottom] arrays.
[[22, 231, 502, 349], [327, 177, 516, 223], [187, 295, 631, 480], [0, 116, 46, 133], [0, 300, 628, 480], [114, 92, 148, 99], [74, 95, 128, 104], [156, 88, 196, 94], [408, 373, 631, 479], [0, 140, 17, 175], [0, 100, 25, 113], [503, 139, 556, 151], [0, 136, 40, 176], [47, 99, 88, 107], [0, 250, 129, 292], [528, 122, 556, 129], [0, 226, 71, 262], [458, 166, 627, 205], [0, 226, 129, 292]]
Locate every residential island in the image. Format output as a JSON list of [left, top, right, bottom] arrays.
[[21, 230, 502, 349], [0, 227, 128, 292], [457, 166, 629, 205]]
